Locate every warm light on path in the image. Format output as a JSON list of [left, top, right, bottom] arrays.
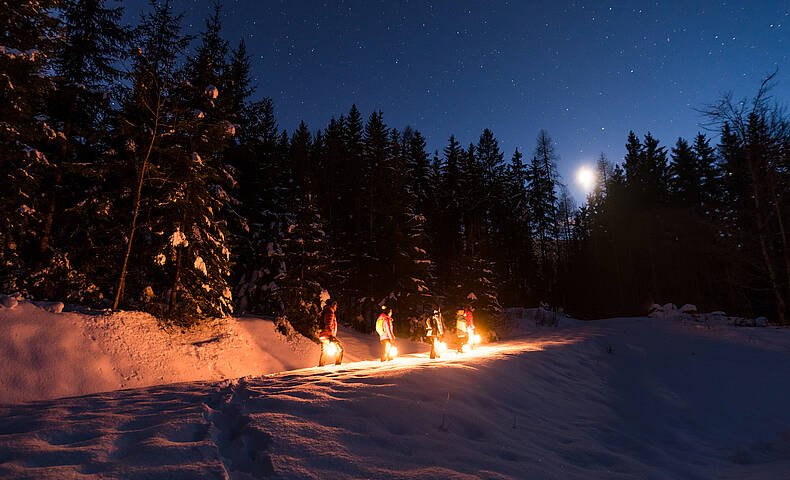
[[266, 336, 585, 380]]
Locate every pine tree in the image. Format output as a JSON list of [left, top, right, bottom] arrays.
[[0, 0, 61, 294], [275, 194, 331, 338], [385, 129, 434, 323], [526, 130, 560, 300], [290, 121, 315, 197], [623, 130, 643, 201], [435, 136, 464, 282], [233, 98, 286, 314], [642, 132, 669, 205], [111, 0, 191, 313], [497, 148, 534, 305], [147, 3, 240, 321], [625, 131, 669, 206], [692, 133, 720, 213], [225, 39, 254, 131], [669, 137, 699, 207], [704, 80, 790, 323], [459, 141, 485, 257], [43, 0, 128, 303], [404, 128, 432, 215]]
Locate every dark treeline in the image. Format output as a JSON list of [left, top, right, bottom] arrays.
[[2, 1, 788, 335]]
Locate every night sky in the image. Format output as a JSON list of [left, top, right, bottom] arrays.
[[124, 1, 789, 201]]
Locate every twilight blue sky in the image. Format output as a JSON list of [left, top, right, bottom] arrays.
[[124, 1, 790, 201]]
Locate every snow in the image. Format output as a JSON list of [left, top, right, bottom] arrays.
[[0, 46, 40, 61], [33, 301, 64, 313], [1, 303, 789, 478], [679, 303, 698, 314], [0, 294, 18, 309], [0, 300, 423, 405], [194, 255, 208, 276], [170, 229, 188, 247], [319, 289, 331, 307]]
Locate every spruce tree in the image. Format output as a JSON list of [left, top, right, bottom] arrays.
[[148, 3, 240, 321], [45, 0, 128, 303], [669, 137, 699, 207], [692, 133, 720, 214], [642, 132, 669, 205], [0, 0, 61, 295], [275, 193, 331, 339], [435, 136, 464, 283], [498, 148, 534, 305], [526, 130, 560, 300], [111, 0, 191, 313]]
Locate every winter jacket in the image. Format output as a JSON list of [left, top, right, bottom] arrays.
[[464, 309, 475, 330], [456, 312, 467, 334], [426, 312, 444, 337], [376, 312, 394, 341], [319, 306, 337, 338]]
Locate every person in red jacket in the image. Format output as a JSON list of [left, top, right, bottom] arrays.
[[318, 299, 343, 366], [464, 305, 475, 331], [376, 305, 395, 361], [464, 304, 476, 349], [456, 304, 476, 352]]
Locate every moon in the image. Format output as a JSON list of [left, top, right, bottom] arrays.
[[576, 166, 596, 192]]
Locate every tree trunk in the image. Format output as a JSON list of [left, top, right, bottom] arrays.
[[749, 161, 786, 324], [113, 89, 163, 310], [768, 176, 790, 323], [36, 103, 73, 270], [169, 245, 184, 313]]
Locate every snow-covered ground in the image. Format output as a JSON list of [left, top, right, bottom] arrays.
[[1, 300, 790, 479], [0, 299, 424, 405]]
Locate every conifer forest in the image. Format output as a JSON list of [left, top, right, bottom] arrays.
[[3, 0, 790, 338]]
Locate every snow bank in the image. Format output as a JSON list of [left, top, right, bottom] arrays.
[[1, 317, 789, 478], [648, 302, 770, 326], [0, 300, 423, 405], [497, 306, 580, 338], [0, 294, 18, 309]]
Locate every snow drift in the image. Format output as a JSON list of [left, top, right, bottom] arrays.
[[0, 298, 422, 404], [2, 299, 790, 478]]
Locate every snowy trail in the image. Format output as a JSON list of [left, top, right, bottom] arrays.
[[2, 320, 790, 479]]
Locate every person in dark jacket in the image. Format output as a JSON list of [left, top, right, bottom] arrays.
[[318, 299, 343, 366], [426, 306, 445, 359]]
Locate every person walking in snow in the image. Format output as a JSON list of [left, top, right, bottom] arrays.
[[464, 304, 475, 332], [318, 299, 343, 366], [455, 308, 468, 352], [426, 306, 445, 359], [463, 304, 476, 350], [376, 305, 396, 361]]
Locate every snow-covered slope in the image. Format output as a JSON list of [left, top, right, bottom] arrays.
[[0, 299, 422, 404], [1, 308, 790, 478]]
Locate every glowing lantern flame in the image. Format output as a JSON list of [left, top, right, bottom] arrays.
[[321, 337, 338, 358], [389, 345, 398, 358], [472, 334, 482, 345], [461, 343, 471, 353], [437, 341, 447, 354]]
